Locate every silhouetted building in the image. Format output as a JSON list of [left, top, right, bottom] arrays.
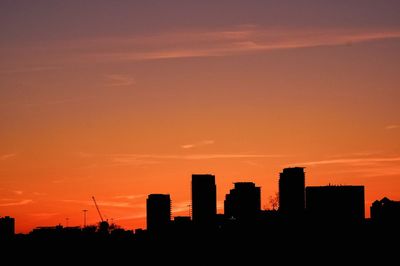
[[173, 216, 192, 224], [224, 182, 261, 222], [306, 185, 365, 223], [146, 194, 171, 232], [259, 210, 281, 226], [110, 228, 134, 239], [30, 225, 65, 238], [0, 216, 15, 239], [279, 167, 305, 216], [192, 174, 216, 227], [172, 216, 192, 233], [370, 197, 400, 224]]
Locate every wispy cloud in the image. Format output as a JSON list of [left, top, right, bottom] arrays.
[[13, 190, 23, 195], [24, 96, 97, 107], [181, 140, 215, 149], [110, 153, 282, 165], [360, 166, 400, 177], [386, 124, 400, 130], [29, 212, 58, 218], [172, 200, 191, 214], [84, 26, 400, 61], [242, 160, 263, 167], [0, 199, 33, 207], [111, 158, 160, 166], [78, 152, 285, 166], [114, 194, 145, 200], [290, 156, 400, 167], [62, 199, 136, 208], [320, 164, 400, 178], [77, 152, 282, 167], [0, 96, 98, 109], [181, 154, 277, 160], [171, 200, 224, 216], [114, 213, 146, 221], [105, 74, 135, 87], [0, 66, 60, 74], [0, 153, 16, 160]]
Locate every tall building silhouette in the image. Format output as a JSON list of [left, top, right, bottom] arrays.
[[306, 185, 365, 223], [279, 167, 305, 216], [0, 216, 15, 238], [224, 182, 261, 222], [192, 174, 216, 227], [146, 194, 171, 232], [370, 197, 400, 224]]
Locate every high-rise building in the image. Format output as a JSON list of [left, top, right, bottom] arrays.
[[279, 167, 305, 216], [192, 174, 216, 227], [224, 182, 261, 222], [146, 194, 171, 232], [306, 185, 365, 223], [0, 216, 15, 238]]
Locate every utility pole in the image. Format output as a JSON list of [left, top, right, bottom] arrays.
[[83, 209, 88, 228]]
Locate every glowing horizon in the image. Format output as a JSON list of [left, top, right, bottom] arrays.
[[1, 1, 400, 233]]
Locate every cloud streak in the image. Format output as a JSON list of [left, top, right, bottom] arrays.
[[84, 26, 400, 62], [110, 153, 283, 163], [0, 199, 33, 207], [114, 194, 145, 200], [172, 200, 191, 214], [181, 140, 215, 149], [290, 156, 400, 166], [0, 66, 60, 75], [29, 212, 59, 218], [386, 124, 400, 130], [78, 152, 282, 167], [114, 213, 146, 221], [105, 74, 135, 87], [62, 199, 137, 208], [0, 153, 16, 160]]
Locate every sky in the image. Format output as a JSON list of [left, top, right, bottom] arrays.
[[1, 0, 400, 233]]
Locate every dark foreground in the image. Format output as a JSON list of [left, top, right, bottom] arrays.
[[2, 222, 399, 265]]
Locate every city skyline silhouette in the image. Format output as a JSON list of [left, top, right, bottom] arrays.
[[2, 167, 400, 265], [1, 167, 399, 236], [1, 2, 400, 253]]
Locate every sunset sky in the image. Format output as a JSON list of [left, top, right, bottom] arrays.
[[1, 1, 400, 233]]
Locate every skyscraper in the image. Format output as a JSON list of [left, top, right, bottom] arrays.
[[279, 167, 305, 216], [192, 174, 216, 227], [224, 182, 261, 222], [146, 194, 171, 232], [306, 185, 365, 223]]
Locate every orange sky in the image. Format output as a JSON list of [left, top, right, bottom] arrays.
[[1, 1, 400, 233]]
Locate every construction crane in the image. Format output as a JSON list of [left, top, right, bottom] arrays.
[[92, 196, 109, 234], [92, 196, 104, 222]]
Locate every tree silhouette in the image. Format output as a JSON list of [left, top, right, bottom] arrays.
[[269, 192, 279, 210]]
